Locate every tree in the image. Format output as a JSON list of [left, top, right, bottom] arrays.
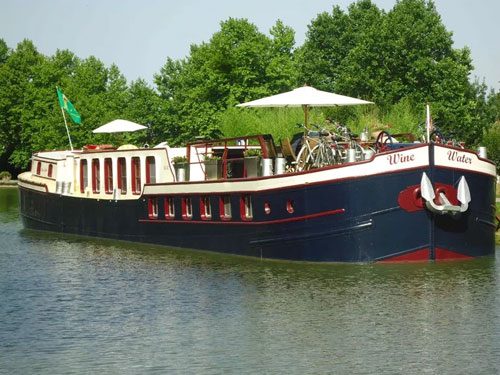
[[0, 40, 44, 170], [297, 0, 483, 143], [154, 18, 297, 144]]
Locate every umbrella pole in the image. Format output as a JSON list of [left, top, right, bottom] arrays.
[[303, 105, 309, 129]]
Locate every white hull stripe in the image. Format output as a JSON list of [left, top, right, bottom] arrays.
[[18, 180, 48, 193], [434, 145, 496, 176]]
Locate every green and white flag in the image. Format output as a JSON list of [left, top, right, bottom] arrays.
[[56, 88, 81, 124]]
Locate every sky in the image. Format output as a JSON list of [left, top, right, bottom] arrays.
[[1, 0, 499, 91]]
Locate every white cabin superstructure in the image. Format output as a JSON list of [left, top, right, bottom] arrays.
[[18, 144, 208, 200]]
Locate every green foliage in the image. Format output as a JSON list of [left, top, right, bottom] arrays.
[[244, 148, 262, 157], [0, 171, 12, 181], [220, 106, 303, 142], [154, 18, 298, 145], [172, 156, 187, 164], [297, 0, 485, 144], [0, 41, 160, 171], [481, 121, 500, 171], [0, 2, 498, 174]]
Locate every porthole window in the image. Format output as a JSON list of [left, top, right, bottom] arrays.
[[264, 202, 271, 214], [219, 195, 232, 220], [200, 196, 212, 220], [148, 197, 158, 219], [165, 197, 175, 219], [182, 197, 193, 220], [286, 200, 294, 214], [240, 195, 253, 221]]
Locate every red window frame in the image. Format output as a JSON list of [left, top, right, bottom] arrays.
[[219, 195, 232, 221], [146, 156, 156, 184], [200, 196, 212, 220], [131, 157, 141, 195], [104, 158, 113, 194], [36, 162, 41, 175], [117, 157, 127, 194], [182, 197, 193, 220], [240, 195, 253, 221], [148, 197, 158, 219], [164, 197, 175, 220], [48, 164, 53, 178], [286, 200, 295, 214], [264, 201, 271, 215], [80, 160, 88, 193], [92, 159, 100, 193]]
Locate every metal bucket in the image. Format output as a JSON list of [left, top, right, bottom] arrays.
[[175, 164, 187, 182], [262, 158, 273, 176], [478, 146, 487, 159], [347, 149, 357, 163], [274, 157, 285, 175], [56, 181, 63, 194]]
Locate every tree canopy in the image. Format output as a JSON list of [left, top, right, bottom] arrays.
[[0, 0, 499, 174]]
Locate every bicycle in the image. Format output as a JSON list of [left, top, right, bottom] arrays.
[[294, 124, 339, 171]]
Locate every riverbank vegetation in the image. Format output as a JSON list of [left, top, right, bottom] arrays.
[[1, 0, 499, 174]]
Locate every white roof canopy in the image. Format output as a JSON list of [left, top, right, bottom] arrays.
[[92, 119, 147, 133]]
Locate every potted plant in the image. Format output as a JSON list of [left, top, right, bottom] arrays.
[[244, 148, 262, 177], [203, 154, 222, 180], [172, 156, 189, 181], [0, 171, 12, 182]]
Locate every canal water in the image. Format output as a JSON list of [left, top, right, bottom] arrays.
[[1, 187, 500, 374]]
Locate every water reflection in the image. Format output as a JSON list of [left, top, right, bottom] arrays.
[[1, 188, 500, 374]]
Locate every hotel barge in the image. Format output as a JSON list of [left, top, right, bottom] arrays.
[[18, 133, 497, 263]]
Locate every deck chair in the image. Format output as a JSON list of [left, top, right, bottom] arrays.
[[262, 134, 278, 159], [280, 137, 297, 162]]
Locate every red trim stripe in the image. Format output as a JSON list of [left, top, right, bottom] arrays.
[[139, 208, 345, 226]]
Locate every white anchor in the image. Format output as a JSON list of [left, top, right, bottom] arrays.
[[420, 172, 471, 215]]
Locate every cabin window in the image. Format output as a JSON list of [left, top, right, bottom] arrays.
[[219, 195, 232, 220], [104, 158, 113, 194], [80, 160, 88, 193], [146, 156, 156, 184], [240, 195, 253, 221], [200, 196, 212, 220], [36, 162, 41, 175], [48, 164, 53, 178], [118, 157, 127, 194], [131, 157, 141, 194], [148, 197, 158, 219], [92, 159, 100, 193], [182, 197, 192, 220], [264, 201, 271, 214], [286, 200, 295, 214], [164, 197, 175, 219]]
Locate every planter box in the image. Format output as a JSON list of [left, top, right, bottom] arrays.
[[244, 157, 261, 178], [174, 163, 189, 182], [204, 159, 222, 180]]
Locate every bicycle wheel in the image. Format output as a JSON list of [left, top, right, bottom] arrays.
[[295, 144, 311, 171]]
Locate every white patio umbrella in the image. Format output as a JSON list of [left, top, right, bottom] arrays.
[[92, 119, 147, 133], [237, 85, 373, 128]]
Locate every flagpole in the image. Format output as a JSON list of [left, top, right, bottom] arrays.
[[426, 102, 431, 143], [61, 106, 74, 151]]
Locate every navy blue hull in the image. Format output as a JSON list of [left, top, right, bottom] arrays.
[[19, 164, 496, 262]]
